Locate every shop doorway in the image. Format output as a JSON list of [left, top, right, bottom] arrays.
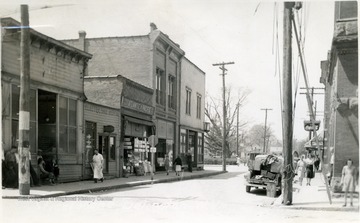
[[98, 134, 116, 174], [38, 90, 57, 161]]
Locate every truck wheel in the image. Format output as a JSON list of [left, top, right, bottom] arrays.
[[246, 186, 251, 193]]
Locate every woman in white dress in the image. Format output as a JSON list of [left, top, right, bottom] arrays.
[[92, 149, 104, 183], [296, 155, 306, 186]]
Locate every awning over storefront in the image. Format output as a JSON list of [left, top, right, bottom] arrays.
[[124, 116, 154, 127]]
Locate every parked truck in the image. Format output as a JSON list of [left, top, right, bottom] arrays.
[[244, 154, 283, 195]]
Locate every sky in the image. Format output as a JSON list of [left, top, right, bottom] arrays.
[[0, 0, 335, 141]]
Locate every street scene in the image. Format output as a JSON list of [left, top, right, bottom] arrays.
[[1, 1, 359, 223], [2, 166, 359, 222]]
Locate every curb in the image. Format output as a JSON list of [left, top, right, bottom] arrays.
[[269, 204, 359, 212], [2, 170, 227, 199]]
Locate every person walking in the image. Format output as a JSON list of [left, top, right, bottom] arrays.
[[295, 155, 306, 186], [186, 152, 192, 172], [174, 155, 182, 176], [92, 149, 104, 183], [164, 155, 170, 175], [341, 159, 358, 207], [305, 154, 315, 186]]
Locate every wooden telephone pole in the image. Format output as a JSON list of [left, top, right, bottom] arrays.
[[236, 102, 240, 157], [213, 61, 234, 172], [18, 4, 31, 195], [282, 2, 295, 205], [260, 108, 272, 153]]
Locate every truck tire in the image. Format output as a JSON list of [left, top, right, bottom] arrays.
[[246, 186, 251, 193]]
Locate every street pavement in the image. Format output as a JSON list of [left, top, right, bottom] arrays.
[[2, 164, 359, 214], [2, 164, 359, 223]]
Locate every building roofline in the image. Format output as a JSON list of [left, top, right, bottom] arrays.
[[63, 35, 150, 42], [84, 75, 153, 93], [1, 17, 92, 59], [183, 57, 206, 75]]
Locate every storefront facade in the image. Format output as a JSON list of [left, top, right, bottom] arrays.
[[179, 58, 206, 170], [84, 102, 120, 178], [1, 18, 92, 182], [84, 75, 155, 177]]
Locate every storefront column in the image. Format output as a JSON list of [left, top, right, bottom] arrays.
[[77, 100, 84, 165]]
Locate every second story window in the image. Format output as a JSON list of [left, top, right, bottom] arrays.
[[168, 75, 175, 109], [156, 68, 165, 105], [186, 88, 191, 115], [196, 94, 202, 119]]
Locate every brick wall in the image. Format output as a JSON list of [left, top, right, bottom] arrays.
[[66, 36, 153, 88]]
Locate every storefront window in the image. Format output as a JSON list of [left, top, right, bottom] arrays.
[[58, 96, 77, 154], [180, 133, 186, 155], [198, 134, 203, 163], [59, 97, 68, 126], [59, 126, 68, 153], [69, 128, 76, 154], [69, 99, 77, 126]]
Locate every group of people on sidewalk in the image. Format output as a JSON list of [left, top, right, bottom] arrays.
[[295, 153, 358, 207], [295, 154, 318, 186], [2, 146, 60, 189], [90, 149, 194, 183]]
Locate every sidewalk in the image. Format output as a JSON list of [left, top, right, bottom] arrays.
[[272, 172, 359, 212], [2, 168, 225, 199]]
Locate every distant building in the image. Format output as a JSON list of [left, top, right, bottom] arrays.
[[320, 1, 358, 189]]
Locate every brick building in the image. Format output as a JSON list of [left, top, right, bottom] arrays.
[[64, 24, 206, 171], [320, 1, 358, 189], [1, 18, 92, 182]]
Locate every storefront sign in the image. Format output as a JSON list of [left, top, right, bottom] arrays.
[[122, 97, 154, 115], [85, 103, 119, 116]]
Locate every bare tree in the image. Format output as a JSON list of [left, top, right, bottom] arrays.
[[247, 124, 278, 153], [204, 87, 250, 157]]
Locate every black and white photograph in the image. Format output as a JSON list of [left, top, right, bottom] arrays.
[[0, 0, 359, 222]]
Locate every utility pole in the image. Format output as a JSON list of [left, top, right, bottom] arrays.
[[18, 4, 31, 195], [260, 108, 272, 153], [213, 61, 235, 172], [282, 2, 295, 205], [236, 102, 240, 157]]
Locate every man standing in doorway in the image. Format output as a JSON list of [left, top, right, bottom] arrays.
[[186, 152, 192, 172], [92, 149, 104, 183]]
